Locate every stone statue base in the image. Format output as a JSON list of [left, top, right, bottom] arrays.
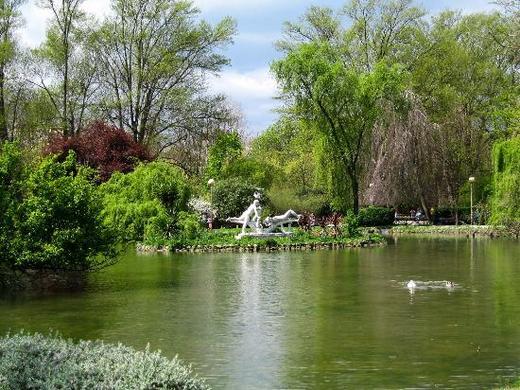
[[235, 232, 294, 240]]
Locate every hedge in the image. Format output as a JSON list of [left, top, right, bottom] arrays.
[[358, 206, 395, 226], [0, 333, 209, 390]]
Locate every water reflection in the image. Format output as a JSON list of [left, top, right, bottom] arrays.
[[1, 238, 520, 389]]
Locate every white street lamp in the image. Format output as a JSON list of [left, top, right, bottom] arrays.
[[469, 177, 475, 225]]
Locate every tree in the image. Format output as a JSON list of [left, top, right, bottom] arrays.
[[0, 0, 24, 141], [277, 0, 425, 71], [45, 121, 151, 181], [33, 0, 96, 136], [272, 42, 405, 214], [92, 0, 237, 152], [365, 92, 441, 219]]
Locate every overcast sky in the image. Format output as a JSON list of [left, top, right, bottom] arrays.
[[20, 0, 498, 135]]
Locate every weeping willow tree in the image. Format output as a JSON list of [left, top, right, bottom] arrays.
[[491, 137, 520, 224]]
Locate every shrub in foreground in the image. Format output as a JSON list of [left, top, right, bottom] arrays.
[[0, 333, 209, 390], [0, 145, 117, 274], [358, 206, 395, 227]]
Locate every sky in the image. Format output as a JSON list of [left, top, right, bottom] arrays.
[[20, 0, 499, 135]]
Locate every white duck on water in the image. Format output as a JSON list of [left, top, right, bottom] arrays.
[[407, 280, 417, 289]]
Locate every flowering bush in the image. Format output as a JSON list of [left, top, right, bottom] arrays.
[[188, 198, 214, 223]]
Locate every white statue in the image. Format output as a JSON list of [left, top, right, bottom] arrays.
[[226, 199, 262, 236], [226, 193, 301, 239], [264, 209, 300, 234]]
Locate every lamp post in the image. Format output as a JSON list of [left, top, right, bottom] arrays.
[[207, 179, 215, 229], [207, 178, 216, 206], [469, 176, 475, 225]]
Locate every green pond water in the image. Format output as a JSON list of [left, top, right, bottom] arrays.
[[2, 237, 520, 389]]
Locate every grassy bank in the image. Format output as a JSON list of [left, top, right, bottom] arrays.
[[138, 228, 386, 253], [388, 225, 505, 237]]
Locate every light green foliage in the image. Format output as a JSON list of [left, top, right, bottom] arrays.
[[219, 156, 275, 190], [206, 131, 242, 180], [267, 186, 329, 215], [205, 131, 274, 189], [272, 41, 406, 213], [100, 161, 190, 243], [250, 118, 322, 194], [0, 333, 209, 390], [211, 178, 264, 220], [491, 137, 520, 224], [0, 144, 117, 273], [271, 1, 518, 215]]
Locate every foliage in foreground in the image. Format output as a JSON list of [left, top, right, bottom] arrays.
[[99, 161, 191, 243], [0, 333, 209, 390], [0, 143, 117, 274]]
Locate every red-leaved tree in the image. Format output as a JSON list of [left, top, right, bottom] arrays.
[[45, 121, 151, 181]]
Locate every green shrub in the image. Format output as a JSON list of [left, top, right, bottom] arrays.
[[100, 161, 190, 243], [343, 212, 360, 237], [358, 206, 395, 227], [0, 333, 209, 390], [176, 212, 204, 240], [211, 178, 265, 220], [1, 148, 117, 273], [432, 207, 473, 224]]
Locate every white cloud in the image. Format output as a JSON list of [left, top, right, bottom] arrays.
[[209, 67, 277, 101], [208, 67, 281, 134], [193, 0, 279, 12], [19, 0, 112, 48]]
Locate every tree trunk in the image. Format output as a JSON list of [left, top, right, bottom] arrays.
[[419, 193, 431, 223], [63, 41, 69, 137], [0, 64, 7, 142], [351, 174, 360, 215]]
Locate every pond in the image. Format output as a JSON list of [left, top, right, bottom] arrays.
[[1, 237, 520, 389]]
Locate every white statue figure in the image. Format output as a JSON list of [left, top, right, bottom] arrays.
[[264, 210, 301, 234], [226, 199, 262, 237], [226, 192, 301, 239]]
